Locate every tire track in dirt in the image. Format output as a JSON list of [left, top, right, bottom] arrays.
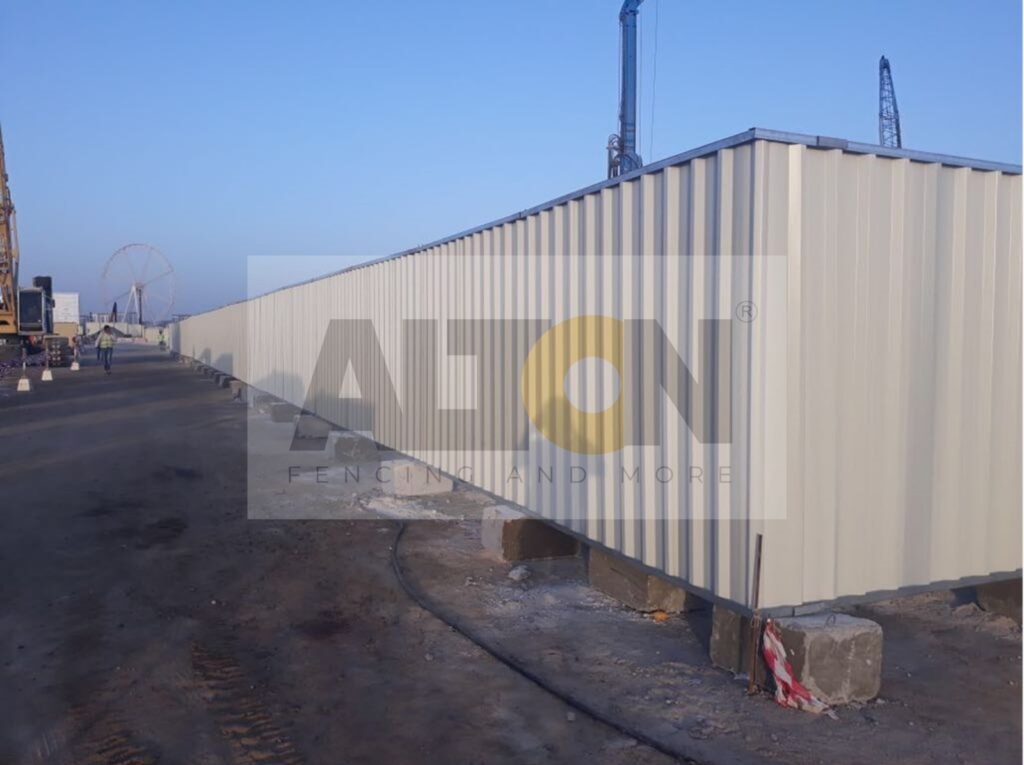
[[26, 500, 189, 765], [191, 643, 305, 765], [28, 688, 163, 765], [24, 583, 162, 765], [65, 703, 162, 765]]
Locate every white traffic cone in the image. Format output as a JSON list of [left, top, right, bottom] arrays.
[[41, 348, 53, 382], [16, 363, 31, 392]]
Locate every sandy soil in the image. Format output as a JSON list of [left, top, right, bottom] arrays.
[[0, 346, 1019, 765]]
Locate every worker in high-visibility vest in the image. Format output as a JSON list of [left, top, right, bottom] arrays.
[[97, 325, 116, 375]]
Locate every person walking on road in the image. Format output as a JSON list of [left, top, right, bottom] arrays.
[[97, 325, 116, 374]]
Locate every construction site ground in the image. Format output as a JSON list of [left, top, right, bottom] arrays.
[[0, 346, 1019, 765]]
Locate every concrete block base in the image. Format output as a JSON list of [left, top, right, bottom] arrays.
[[253, 394, 277, 413], [269, 402, 300, 423], [975, 579, 1022, 624], [709, 606, 768, 684], [215, 374, 232, 388], [331, 432, 379, 463], [482, 506, 578, 561], [295, 414, 333, 439], [588, 547, 696, 613], [381, 459, 453, 496], [772, 613, 883, 705], [228, 380, 246, 401]]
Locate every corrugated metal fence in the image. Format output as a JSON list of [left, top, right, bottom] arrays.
[[173, 130, 1022, 613]]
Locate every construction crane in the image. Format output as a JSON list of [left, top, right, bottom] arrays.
[[607, 0, 645, 178], [0, 125, 65, 364], [0, 124, 19, 343], [878, 55, 902, 149]]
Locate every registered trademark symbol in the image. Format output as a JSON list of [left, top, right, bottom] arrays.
[[735, 301, 758, 323]]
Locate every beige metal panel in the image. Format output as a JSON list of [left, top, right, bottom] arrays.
[[170, 134, 1021, 613], [176, 301, 244, 375], [758, 144, 1022, 610]]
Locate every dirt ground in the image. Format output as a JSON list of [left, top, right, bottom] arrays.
[[0, 346, 1020, 765]]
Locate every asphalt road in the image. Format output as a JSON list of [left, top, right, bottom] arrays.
[[0, 346, 672, 765]]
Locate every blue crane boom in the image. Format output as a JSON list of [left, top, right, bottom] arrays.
[[878, 55, 903, 149], [608, 0, 645, 178]]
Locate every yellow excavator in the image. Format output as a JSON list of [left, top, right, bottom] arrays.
[[0, 124, 66, 364]]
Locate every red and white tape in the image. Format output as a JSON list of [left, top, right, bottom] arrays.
[[761, 619, 834, 716]]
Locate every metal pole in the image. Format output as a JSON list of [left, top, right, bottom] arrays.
[[619, 4, 639, 160], [746, 533, 764, 695], [612, 1, 645, 176]]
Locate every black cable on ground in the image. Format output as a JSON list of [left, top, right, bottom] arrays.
[[390, 522, 704, 765]]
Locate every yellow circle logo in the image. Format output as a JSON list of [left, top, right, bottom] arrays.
[[520, 315, 624, 454]]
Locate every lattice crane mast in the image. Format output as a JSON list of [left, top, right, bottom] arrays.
[[0, 124, 19, 340], [878, 55, 903, 149]]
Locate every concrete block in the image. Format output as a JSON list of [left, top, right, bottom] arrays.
[[381, 459, 453, 496], [772, 613, 883, 705], [588, 547, 697, 613], [482, 506, 578, 561], [709, 605, 768, 684], [975, 579, 1022, 624], [269, 402, 300, 423], [228, 380, 247, 401], [253, 393, 277, 413], [295, 414, 333, 438], [331, 431, 379, 463]]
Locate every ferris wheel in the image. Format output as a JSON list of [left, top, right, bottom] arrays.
[[100, 243, 175, 324]]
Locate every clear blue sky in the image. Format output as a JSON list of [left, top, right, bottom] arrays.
[[2, 0, 1021, 315]]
